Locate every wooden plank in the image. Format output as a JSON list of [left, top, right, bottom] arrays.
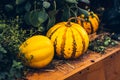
[[86, 61, 106, 80], [103, 51, 120, 80], [87, 68, 106, 80], [65, 70, 88, 80], [66, 60, 105, 80], [65, 46, 120, 80], [26, 45, 120, 80]]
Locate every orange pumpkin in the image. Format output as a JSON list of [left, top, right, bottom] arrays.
[[77, 12, 100, 34]]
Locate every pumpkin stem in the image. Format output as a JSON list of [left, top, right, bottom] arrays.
[[66, 17, 85, 27]]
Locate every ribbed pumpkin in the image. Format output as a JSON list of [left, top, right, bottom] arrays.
[[19, 35, 54, 68], [77, 12, 100, 34], [46, 21, 89, 59]]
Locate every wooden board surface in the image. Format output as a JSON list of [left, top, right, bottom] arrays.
[[26, 44, 120, 80], [66, 47, 120, 80]]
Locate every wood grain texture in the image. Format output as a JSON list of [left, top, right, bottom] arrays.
[[66, 47, 120, 80], [26, 44, 120, 80]]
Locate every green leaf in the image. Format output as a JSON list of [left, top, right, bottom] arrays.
[[0, 24, 6, 33], [12, 60, 23, 69], [78, 0, 90, 4], [0, 44, 7, 54], [61, 6, 71, 21], [38, 26, 44, 33], [43, 1, 51, 9], [24, 12, 31, 25], [16, 0, 26, 5], [4, 4, 14, 12], [16, 6, 25, 14], [78, 8, 89, 17], [38, 10, 48, 24], [0, 72, 8, 80], [47, 10, 57, 30], [65, 0, 78, 4], [29, 10, 48, 27], [24, 2, 31, 12], [29, 11, 42, 27], [47, 16, 56, 30]]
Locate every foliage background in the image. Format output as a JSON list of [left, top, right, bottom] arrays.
[[0, 0, 92, 79], [1, 0, 120, 79]]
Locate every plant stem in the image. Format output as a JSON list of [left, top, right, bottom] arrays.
[[66, 17, 85, 27]]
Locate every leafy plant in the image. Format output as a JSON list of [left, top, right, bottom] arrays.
[[0, 0, 91, 79], [0, 17, 34, 80], [89, 33, 118, 53], [0, 0, 90, 33]]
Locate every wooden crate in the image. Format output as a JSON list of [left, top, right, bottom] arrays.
[[26, 33, 120, 80], [26, 44, 120, 80], [66, 48, 120, 80]]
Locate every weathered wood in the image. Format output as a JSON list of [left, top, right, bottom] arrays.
[[103, 51, 120, 80], [66, 47, 120, 80], [26, 44, 120, 80]]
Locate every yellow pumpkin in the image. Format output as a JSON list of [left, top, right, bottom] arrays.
[[46, 21, 89, 59], [77, 12, 100, 34], [19, 35, 54, 68]]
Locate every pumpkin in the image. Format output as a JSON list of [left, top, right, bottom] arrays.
[[77, 12, 100, 34], [46, 20, 89, 59], [19, 35, 54, 68]]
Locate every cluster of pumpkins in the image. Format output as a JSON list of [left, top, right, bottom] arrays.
[[19, 11, 100, 68]]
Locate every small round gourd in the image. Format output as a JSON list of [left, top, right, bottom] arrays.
[[77, 12, 100, 34], [19, 35, 54, 68], [46, 20, 89, 59]]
